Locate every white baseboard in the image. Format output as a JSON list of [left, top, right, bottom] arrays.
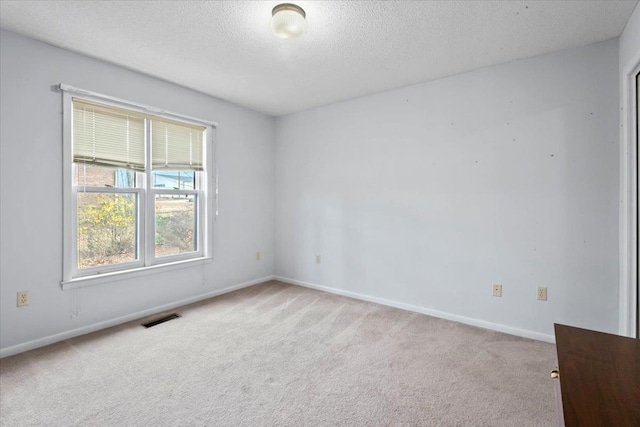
[[0, 275, 275, 358], [275, 276, 555, 344], [2, 274, 554, 358]]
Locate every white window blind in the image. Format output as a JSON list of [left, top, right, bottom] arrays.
[[152, 119, 205, 171], [72, 98, 146, 171]]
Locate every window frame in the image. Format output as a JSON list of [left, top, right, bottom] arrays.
[[61, 87, 217, 289]]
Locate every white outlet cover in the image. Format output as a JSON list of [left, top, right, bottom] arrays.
[[17, 291, 29, 307], [492, 284, 502, 297], [537, 287, 548, 301]]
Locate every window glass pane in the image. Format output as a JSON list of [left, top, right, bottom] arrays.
[[77, 193, 137, 269], [74, 163, 136, 188], [155, 194, 196, 257], [152, 170, 195, 190]]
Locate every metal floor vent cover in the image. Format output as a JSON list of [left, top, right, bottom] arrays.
[[142, 313, 181, 328]]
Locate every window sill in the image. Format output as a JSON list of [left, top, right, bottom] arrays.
[[61, 257, 213, 290]]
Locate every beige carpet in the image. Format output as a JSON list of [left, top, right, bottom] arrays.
[[0, 281, 557, 426]]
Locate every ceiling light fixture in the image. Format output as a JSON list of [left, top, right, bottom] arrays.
[[271, 3, 307, 40]]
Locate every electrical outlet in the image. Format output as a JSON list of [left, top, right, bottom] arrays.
[[17, 291, 29, 307], [316, 254, 321, 264], [256, 251, 261, 261], [492, 284, 502, 297], [537, 287, 548, 301]]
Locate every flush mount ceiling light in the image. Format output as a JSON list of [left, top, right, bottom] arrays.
[[271, 3, 307, 40]]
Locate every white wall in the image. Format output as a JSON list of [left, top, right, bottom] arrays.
[[619, 3, 640, 337], [0, 30, 275, 355], [275, 39, 620, 341], [620, 3, 640, 69]]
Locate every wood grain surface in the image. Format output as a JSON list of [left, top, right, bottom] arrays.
[[554, 324, 640, 426]]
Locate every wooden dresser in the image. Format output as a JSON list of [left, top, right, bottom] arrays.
[[553, 324, 640, 426]]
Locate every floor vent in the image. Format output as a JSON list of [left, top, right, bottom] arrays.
[[142, 313, 181, 328]]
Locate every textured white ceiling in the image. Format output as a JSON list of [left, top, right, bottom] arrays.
[[0, 1, 637, 116]]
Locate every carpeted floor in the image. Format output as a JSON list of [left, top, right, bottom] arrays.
[[0, 281, 557, 426]]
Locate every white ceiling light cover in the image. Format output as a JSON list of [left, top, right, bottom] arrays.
[[271, 3, 307, 39]]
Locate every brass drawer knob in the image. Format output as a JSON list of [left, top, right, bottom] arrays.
[[550, 367, 560, 379]]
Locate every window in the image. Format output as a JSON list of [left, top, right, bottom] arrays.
[[62, 89, 215, 286]]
